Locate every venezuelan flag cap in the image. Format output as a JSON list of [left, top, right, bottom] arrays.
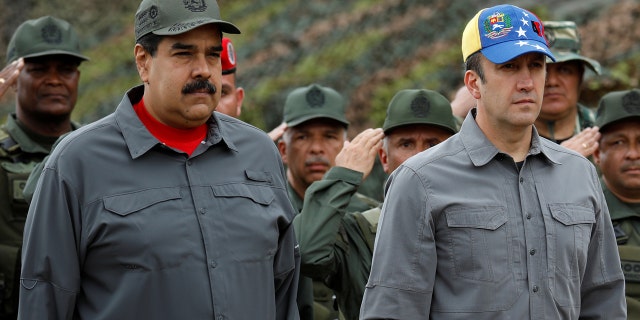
[[461, 4, 555, 64]]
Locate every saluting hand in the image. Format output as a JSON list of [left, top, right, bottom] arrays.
[[561, 126, 601, 157], [335, 128, 384, 180], [0, 58, 23, 98]]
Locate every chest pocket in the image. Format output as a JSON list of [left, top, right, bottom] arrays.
[[1, 161, 37, 222], [547, 203, 595, 307], [444, 207, 508, 282]]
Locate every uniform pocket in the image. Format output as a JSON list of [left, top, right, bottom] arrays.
[[445, 206, 508, 282], [547, 203, 595, 307]]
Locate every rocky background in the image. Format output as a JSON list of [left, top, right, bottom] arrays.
[[0, 0, 638, 136]]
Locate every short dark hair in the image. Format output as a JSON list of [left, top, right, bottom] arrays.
[[136, 33, 164, 57], [465, 52, 485, 83]]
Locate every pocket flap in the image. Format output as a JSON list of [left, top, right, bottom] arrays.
[[212, 183, 274, 205], [445, 207, 507, 230], [549, 203, 595, 226], [103, 188, 182, 216]]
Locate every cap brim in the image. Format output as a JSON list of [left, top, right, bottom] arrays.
[[384, 120, 457, 135], [22, 50, 89, 62], [286, 115, 349, 128], [481, 40, 555, 64], [152, 18, 241, 36], [548, 52, 601, 75]]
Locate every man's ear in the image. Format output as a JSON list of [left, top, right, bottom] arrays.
[[134, 44, 151, 83], [593, 146, 601, 166], [277, 139, 288, 165], [464, 70, 482, 100], [379, 146, 389, 174]]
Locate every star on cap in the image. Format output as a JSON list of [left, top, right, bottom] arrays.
[[520, 17, 529, 26], [522, 11, 529, 18], [516, 27, 527, 37], [516, 40, 530, 47]]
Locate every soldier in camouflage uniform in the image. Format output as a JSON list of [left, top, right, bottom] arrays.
[[295, 89, 457, 320], [537, 21, 602, 157], [0, 16, 87, 318], [278, 83, 382, 320], [593, 88, 640, 319]]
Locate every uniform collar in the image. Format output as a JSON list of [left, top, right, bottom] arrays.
[[116, 85, 237, 160], [602, 180, 640, 220], [459, 108, 561, 167]]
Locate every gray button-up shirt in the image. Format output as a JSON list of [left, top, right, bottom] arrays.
[[19, 86, 300, 320], [360, 111, 626, 319]]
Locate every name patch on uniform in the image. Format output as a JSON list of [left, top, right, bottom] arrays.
[[621, 260, 640, 283]]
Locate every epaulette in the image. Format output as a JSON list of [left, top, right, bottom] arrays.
[[0, 128, 22, 161]]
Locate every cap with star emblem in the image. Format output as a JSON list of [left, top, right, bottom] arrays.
[[543, 21, 601, 75], [282, 84, 349, 127], [6, 16, 89, 64], [135, 0, 240, 42], [383, 89, 457, 135], [462, 4, 555, 64], [595, 88, 640, 131]]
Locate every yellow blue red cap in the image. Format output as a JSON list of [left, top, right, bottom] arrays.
[[462, 4, 555, 64]]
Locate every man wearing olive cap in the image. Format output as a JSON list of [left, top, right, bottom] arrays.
[[0, 15, 87, 319], [278, 83, 381, 320], [19, 0, 300, 319], [536, 21, 602, 157], [361, 4, 625, 318], [295, 89, 456, 320], [593, 88, 640, 319]]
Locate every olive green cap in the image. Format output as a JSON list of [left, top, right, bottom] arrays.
[[383, 89, 457, 134], [543, 21, 601, 75], [595, 88, 640, 131], [283, 84, 349, 127], [135, 0, 240, 42], [6, 16, 89, 64]]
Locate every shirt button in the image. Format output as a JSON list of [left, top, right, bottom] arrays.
[[210, 260, 217, 268], [519, 177, 524, 183], [187, 160, 192, 166], [526, 213, 532, 219], [532, 285, 539, 293], [529, 249, 536, 255], [199, 207, 207, 214], [217, 316, 224, 320]]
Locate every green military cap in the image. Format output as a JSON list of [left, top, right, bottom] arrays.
[[543, 21, 601, 75], [6, 16, 89, 64], [283, 84, 349, 127], [595, 88, 640, 131], [135, 0, 240, 42], [383, 89, 457, 134]]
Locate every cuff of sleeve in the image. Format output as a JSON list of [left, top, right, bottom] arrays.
[[324, 166, 364, 186]]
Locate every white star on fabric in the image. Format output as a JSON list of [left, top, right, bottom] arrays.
[[516, 40, 530, 47], [516, 27, 527, 37], [520, 17, 529, 26], [534, 44, 547, 51], [522, 11, 529, 18]]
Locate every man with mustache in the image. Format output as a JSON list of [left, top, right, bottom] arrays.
[[593, 88, 640, 319], [0, 16, 87, 319], [277, 83, 381, 320], [536, 21, 602, 157], [19, 0, 300, 319], [361, 4, 625, 318]]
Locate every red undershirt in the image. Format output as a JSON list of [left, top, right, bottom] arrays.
[[133, 99, 208, 156]]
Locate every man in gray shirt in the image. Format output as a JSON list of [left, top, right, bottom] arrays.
[[360, 4, 626, 319], [18, 0, 300, 319]]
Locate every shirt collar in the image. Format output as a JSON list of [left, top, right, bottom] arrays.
[[116, 85, 237, 159], [459, 108, 561, 167]]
